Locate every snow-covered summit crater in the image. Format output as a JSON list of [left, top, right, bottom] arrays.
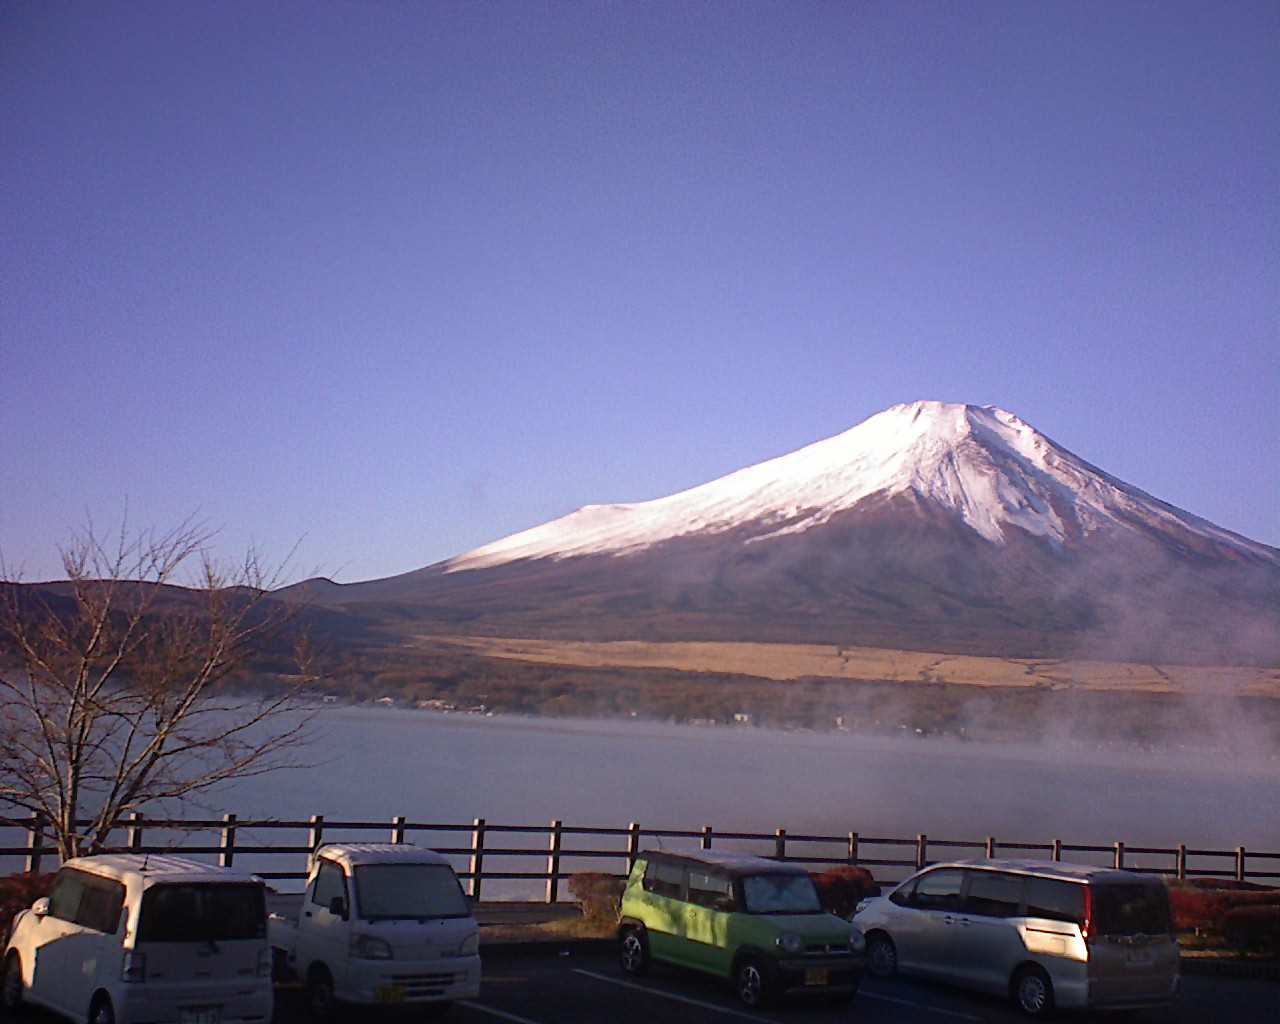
[[445, 401, 1275, 572]]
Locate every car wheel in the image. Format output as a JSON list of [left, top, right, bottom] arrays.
[[1, 953, 23, 1013], [89, 993, 116, 1024], [866, 932, 898, 978], [307, 966, 336, 1022], [1012, 964, 1055, 1018], [734, 956, 774, 1009], [619, 927, 650, 976]]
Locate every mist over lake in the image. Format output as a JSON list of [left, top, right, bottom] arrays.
[[208, 705, 1275, 853]]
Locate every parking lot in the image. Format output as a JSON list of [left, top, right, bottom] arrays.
[[265, 949, 1277, 1023]]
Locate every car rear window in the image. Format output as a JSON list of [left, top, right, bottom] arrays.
[[642, 860, 684, 900], [1091, 882, 1172, 936], [137, 883, 266, 943], [1025, 877, 1086, 925]]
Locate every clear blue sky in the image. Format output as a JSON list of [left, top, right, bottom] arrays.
[[3, 1, 1277, 583]]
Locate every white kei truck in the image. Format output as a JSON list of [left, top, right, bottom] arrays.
[[269, 843, 481, 1017]]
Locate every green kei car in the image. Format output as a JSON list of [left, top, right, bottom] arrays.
[[618, 850, 866, 1008]]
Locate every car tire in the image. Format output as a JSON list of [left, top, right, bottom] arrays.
[[306, 965, 337, 1022], [2, 953, 23, 1014], [866, 932, 898, 978], [619, 927, 650, 976], [1012, 964, 1056, 1018], [88, 993, 116, 1024], [734, 956, 775, 1009]]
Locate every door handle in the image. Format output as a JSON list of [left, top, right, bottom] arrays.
[[304, 911, 312, 918]]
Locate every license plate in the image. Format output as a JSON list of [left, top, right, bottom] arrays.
[[804, 968, 830, 986], [180, 1009, 220, 1024], [375, 984, 406, 1004]]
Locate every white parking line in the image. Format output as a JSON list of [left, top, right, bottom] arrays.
[[861, 990, 984, 1021], [458, 1000, 547, 1024], [572, 968, 775, 1022]]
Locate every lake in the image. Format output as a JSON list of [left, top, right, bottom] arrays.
[[7, 706, 1274, 895]]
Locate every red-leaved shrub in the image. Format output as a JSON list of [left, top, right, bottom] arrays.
[[568, 872, 626, 926], [810, 866, 880, 920], [1222, 904, 1280, 952], [0, 872, 56, 940]]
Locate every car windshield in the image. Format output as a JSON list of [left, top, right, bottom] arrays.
[[354, 863, 470, 921], [741, 873, 822, 914], [137, 883, 265, 943]]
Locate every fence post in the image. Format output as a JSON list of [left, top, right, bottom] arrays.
[[1114, 841, 1124, 870], [24, 815, 45, 874], [626, 822, 640, 873], [219, 813, 237, 868], [468, 819, 486, 901], [308, 814, 324, 872], [775, 828, 787, 860], [701, 825, 713, 851], [847, 832, 859, 865], [1176, 843, 1187, 880], [916, 833, 928, 870], [469, 818, 486, 901], [127, 812, 144, 852], [1236, 847, 1246, 883], [985, 836, 996, 859], [1051, 839, 1062, 862], [391, 816, 406, 845], [545, 820, 563, 904]]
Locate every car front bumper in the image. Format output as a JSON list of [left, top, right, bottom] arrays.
[[343, 955, 481, 1005]]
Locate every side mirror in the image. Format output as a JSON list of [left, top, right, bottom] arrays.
[[889, 890, 910, 907], [31, 897, 50, 917], [328, 896, 348, 920]]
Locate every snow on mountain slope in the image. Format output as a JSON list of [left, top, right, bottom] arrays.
[[445, 401, 1277, 573]]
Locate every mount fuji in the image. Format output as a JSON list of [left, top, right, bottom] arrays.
[[292, 402, 1280, 664]]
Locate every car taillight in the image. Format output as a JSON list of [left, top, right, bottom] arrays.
[[121, 951, 146, 983], [1081, 885, 1094, 941]]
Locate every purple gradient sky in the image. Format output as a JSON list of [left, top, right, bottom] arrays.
[[3, 1, 1277, 584]]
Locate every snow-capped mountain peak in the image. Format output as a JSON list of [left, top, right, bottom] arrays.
[[444, 401, 1276, 573]]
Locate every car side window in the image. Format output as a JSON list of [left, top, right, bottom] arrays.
[[911, 869, 963, 911], [1025, 878, 1085, 925], [311, 860, 347, 908], [48, 869, 88, 924], [687, 870, 735, 911], [642, 860, 684, 901], [963, 871, 1024, 918], [75, 876, 127, 933]]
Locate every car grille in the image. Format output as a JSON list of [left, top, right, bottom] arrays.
[[805, 943, 851, 956], [388, 971, 463, 997]]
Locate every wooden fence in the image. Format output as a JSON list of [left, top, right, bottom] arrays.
[[3, 814, 1277, 901]]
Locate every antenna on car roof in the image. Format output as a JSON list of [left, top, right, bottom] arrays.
[[141, 854, 149, 872]]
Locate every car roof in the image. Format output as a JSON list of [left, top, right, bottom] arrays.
[[315, 843, 453, 869], [639, 849, 809, 878], [61, 853, 262, 887], [925, 858, 1157, 885]]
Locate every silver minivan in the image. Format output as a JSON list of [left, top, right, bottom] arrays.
[[852, 859, 1179, 1017]]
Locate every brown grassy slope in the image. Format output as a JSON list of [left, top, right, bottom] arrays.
[[411, 635, 1280, 698]]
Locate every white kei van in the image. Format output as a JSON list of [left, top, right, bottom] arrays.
[[2, 854, 273, 1024]]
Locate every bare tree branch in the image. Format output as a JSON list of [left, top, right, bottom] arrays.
[[0, 519, 315, 857]]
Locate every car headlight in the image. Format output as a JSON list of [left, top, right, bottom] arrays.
[[849, 928, 866, 953], [352, 934, 393, 960], [775, 932, 803, 954], [854, 898, 871, 917], [446, 932, 479, 958]]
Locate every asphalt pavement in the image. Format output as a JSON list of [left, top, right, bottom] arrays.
[[265, 949, 1279, 1024]]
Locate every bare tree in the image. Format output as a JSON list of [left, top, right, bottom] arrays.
[[0, 519, 314, 859]]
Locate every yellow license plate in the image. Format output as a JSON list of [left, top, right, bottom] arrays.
[[375, 985, 405, 1003], [804, 968, 830, 986]]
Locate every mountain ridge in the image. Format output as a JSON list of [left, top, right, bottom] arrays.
[[283, 402, 1280, 666]]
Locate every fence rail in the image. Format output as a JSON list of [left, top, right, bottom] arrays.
[[3, 814, 1276, 900]]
